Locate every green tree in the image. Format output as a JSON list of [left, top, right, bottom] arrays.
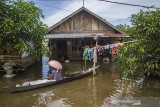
[[118, 10, 160, 78], [116, 24, 137, 39], [0, 0, 49, 56]]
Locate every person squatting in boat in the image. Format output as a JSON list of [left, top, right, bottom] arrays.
[[48, 67, 63, 81]]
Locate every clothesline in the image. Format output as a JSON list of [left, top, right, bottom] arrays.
[[101, 40, 138, 49], [122, 40, 138, 44], [83, 40, 138, 62]]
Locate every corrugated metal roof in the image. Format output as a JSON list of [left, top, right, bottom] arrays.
[[46, 33, 129, 39], [46, 33, 87, 39]]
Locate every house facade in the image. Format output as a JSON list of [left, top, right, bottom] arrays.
[[47, 7, 128, 60]]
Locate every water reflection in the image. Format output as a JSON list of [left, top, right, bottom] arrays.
[[101, 77, 143, 107], [32, 90, 71, 107], [47, 98, 71, 107], [101, 74, 160, 107], [42, 56, 50, 79], [33, 91, 55, 106], [0, 58, 160, 107], [88, 77, 98, 107]]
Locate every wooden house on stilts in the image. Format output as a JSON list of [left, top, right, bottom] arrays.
[[47, 7, 128, 61]]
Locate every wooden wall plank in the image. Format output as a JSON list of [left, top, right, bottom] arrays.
[[50, 10, 118, 34]]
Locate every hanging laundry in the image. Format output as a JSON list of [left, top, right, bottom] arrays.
[[103, 46, 111, 58], [88, 48, 94, 61], [111, 47, 118, 57], [82, 42, 125, 62], [97, 46, 104, 56], [104, 45, 110, 50], [83, 46, 89, 61], [117, 43, 124, 46]]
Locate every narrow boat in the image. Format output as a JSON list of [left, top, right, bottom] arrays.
[[10, 66, 99, 93]]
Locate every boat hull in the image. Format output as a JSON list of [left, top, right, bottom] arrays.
[[10, 66, 99, 93]]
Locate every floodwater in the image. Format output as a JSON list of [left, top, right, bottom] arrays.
[[0, 56, 160, 107]]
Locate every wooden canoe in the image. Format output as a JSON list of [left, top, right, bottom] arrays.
[[10, 66, 99, 93]]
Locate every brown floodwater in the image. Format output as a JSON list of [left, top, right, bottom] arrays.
[[0, 57, 160, 107]]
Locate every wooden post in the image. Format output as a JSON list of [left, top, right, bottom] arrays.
[[93, 35, 100, 76], [66, 40, 72, 60], [93, 41, 97, 76]]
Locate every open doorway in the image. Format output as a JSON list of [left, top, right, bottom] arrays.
[[56, 40, 67, 61]]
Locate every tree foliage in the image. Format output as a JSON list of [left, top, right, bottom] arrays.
[[116, 24, 137, 39], [118, 10, 160, 77], [0, 0, 49, 56]]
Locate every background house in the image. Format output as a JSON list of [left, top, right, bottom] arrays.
[[0, 42, 38, 71], [47, 7, 128, 60]]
